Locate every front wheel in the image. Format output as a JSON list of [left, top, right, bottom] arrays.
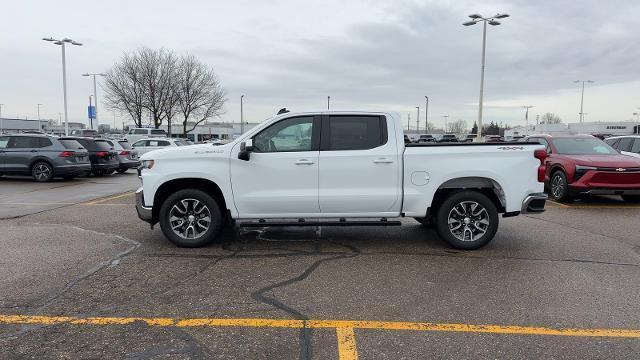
[[549, 171, 572, 202], [622, 195, 640, 203], [159, 189, 223, 247], [435, 191, 499, 250]]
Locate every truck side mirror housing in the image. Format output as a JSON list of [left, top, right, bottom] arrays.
[[238, 139, 254, 161]]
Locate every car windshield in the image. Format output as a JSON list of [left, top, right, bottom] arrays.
[[94, 140, 113, 151], [118, 141, 132, 149], [553, 138, 617, 155], [59, 139, 84, 149]]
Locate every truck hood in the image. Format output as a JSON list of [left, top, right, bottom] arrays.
[[139, 143, 234, 160], [568, 154, 640, 168]]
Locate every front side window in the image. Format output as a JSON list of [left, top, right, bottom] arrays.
[[322, 116, 386, 151], [132, 140, 147, 147], [253, 116, 313, 152], [0, 136, 8, 148], [133, 129, 148, 135], [617, 138, 634, 152], [631, 139, 640, 153], [151, 129, 167, 135], [8, 137, 39, 148]]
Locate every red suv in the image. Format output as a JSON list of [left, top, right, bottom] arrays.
[[525, 134, 640, 203]]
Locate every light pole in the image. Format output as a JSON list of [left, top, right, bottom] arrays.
[[424, 96, 429, 133], [0, 103, 4, 133], [37, 104, 43, 131], [463, 13, 509, 142], [240, 95, 245, 134], [521, 105, 533, 132], [327, 96, 331, 110], [443, 115, 449, 133], [574, 80, 594, 123], [88, 95, 94, 130], [416, 106, 420, 133], [82, 73, 106, 130], [43, 37, 82, 136]]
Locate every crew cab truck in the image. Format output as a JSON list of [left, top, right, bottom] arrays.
[[136, 111, 547, 250]]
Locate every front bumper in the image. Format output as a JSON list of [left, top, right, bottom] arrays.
[[521, 193, 547, 214], [135, 187, 153, 224], [570, 170, 640, 195]]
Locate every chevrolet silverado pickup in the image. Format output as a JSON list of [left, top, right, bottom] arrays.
[[135, 111, 547, 250]]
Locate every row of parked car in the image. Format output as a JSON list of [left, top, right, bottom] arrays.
[[0, 134, 140, 182]]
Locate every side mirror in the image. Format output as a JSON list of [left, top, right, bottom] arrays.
[[238, 139, 254, 161]]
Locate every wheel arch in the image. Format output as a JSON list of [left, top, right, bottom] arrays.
[[29, 158, 55, 177], [152, 178, 229, 224], [427, 176, 506, 218]]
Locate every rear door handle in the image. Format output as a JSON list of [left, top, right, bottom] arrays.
[[373, 158, 393, 164], [295, 159, 315, 165]]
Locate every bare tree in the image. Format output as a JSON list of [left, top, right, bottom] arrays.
[[448, 119, 467, 134], [137, 48, 179, 130], [103, 53, 145, 127], [175, 55, 226, 134], [540, 112, 562, 124]]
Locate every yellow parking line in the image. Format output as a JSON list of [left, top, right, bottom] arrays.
[[336, 327, 359, 360], [1, 314, 639, 338], [85, 192, 134, 205], [547, 200, 640, 209]]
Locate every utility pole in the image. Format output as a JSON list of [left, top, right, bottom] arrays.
[[0, 103, 3, 133], [424, 96, 429, 133], [574, 80, 594, 123], [416, 106, 420, 133], [408, 113, 411, 131], [240, 95, 245, 134], [327, 96, 330, 110], [88, 95, 94, 130], [443, 115, 449, 133], [521, 105, 533, 131], [463, 13, 510, 142]]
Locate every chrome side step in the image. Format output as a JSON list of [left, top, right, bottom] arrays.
[[238, 219, 402, 227]]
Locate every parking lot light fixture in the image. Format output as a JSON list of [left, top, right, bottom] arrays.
[[43, 36, 82, 136], [463, 13, 510, 142], [574, 80, 594, 123]]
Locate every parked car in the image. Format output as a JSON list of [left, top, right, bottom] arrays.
[[604, 135, 640, 159], [64, 137, 119, 176], [525, 134, 640, 203], [136, 111, 547, 250], [124, 128, 168, 144], [437, 134, 459, 143], [104, 139, 140, 173], [461, 134, 476, 142], [131, 138, 190, 156], [69, 129, 99, 138], [416, 134, 436, 143], [0, 134, 91, 181], [485, 135, 504, 143]]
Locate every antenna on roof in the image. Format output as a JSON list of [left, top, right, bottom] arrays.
[[277, 108, 290, 115]]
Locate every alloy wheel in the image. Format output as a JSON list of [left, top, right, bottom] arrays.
[[168, 198, 212, 240], [551, 175, 564, 199], [34, 164, 51, 181], [447, 201, 490, 242]]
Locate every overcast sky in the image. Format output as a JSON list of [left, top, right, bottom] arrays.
[[2, 0, 640, 130]]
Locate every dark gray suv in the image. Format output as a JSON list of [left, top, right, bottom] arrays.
[[0, 134, 91, 182]]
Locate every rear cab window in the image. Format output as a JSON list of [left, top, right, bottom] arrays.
[[321, 115, 387, 151]]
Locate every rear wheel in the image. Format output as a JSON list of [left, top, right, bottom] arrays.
[[622, 195, 640, 203], [435, 190, 499, 250], [31, 161, 54, 182], [549, 171, 572, 202], [159, 189, 223, 247]]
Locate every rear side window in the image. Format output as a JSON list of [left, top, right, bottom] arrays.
[[617, 138, 634, 152], [151, 129, 167, 135], [132, 129, 148, 135], [322, 116, 386, 151], [604, 138, 619, 148], [94, 140, 113, 151], [8, 137, 42, 148], [59, 139, 84, 149], [118, 141, 132, 149]]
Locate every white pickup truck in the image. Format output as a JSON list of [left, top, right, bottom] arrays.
[[136, 111, 547, 250]]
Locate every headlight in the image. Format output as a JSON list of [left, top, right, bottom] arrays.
[[575, 165, 596, 171], [140, 159, 155, 170]]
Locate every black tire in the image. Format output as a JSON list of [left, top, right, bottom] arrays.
[[622, 195, 640, 203], [159, 189, 223, 248], [548, 171, 572, 202], [116, 168, 128, 174], [435, 190, 499, 250], [31, 161, 54, 182], [414, 216, 434, 228]]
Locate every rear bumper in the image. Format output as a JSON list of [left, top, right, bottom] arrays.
[[119, 159, 140, 169], [135, 187, 154, 224], [91, 162, 119, 172], [54, 164, 92, 176], [521, 193, 547, 214]]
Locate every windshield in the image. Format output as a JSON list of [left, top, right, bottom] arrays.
[[59, 139, 84, 149], [553, 138, 617, 155]]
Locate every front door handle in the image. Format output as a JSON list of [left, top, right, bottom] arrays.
[[30, 150, 38, 153], [295, 159, 315, 165], [373, 158, 393, 164]]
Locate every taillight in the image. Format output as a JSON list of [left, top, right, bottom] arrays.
[[58, 151, 75, 157], [96, 151, 109, 157], [120, 150, 130, 156], [534, 149, 547, 182]]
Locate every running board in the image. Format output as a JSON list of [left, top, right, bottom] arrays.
[[238, 219, 402, 227]]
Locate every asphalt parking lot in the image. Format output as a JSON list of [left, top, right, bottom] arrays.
[[1, 174, 639, 359]]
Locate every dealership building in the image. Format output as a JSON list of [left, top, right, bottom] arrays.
[[505, 121, 640, 139]]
